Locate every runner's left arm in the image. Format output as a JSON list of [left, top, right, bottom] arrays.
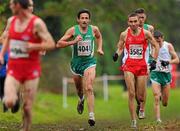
[[0, 17, 13, 64], [168, 43, 179, 64], [93, 26, 104, 55], [28, 18, 55, 51]]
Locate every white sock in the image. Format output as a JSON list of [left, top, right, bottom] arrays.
[[89, 112, 95, 120], [132, 119, 137, 124], [157, 118, 162, 122]]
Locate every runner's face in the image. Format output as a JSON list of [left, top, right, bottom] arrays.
[[9, 0, 19, 15], [128, 16, 139, 30], [154, 36, 163, 45], [137, 13, 146, 27], [28, 0, 34, 13], [77, 13, 90, 28]]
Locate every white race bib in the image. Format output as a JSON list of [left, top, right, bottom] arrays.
[[129, 44, 143, 59], [77, 40, 91, 56], [9, 39, 29, 58], [156, 62, 169, 72]]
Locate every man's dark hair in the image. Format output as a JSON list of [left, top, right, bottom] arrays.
[[154, 30, 163, 38], [134, 8, 145, 14], [13, 0, 30, 9], [128, 12, 138, 18], [77, 8, 91, 19]]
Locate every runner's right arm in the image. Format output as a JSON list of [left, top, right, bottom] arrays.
[[56, 27, 82, 48], [0, 17, 14, 44], [0, 17, 13, 64], [113, 31, 126, 62]]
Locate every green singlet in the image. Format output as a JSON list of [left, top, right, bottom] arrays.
[[70, 25, 96, 76], [143, 24, 153, 63], [143, 24, 149, 30]]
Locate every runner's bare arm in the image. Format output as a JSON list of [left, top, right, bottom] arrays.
[[0, 17, 14, 43], [29, 18, 55, 51], [148, 25, 154, 34], [0, 37, 10, 64], [93, 26, 104, 55], [168, 43, 179, 64], [145, 30, 159, 59], [56, 27, 79, 48], [0, 17, 14, 63], [116, 31, 126, 56]]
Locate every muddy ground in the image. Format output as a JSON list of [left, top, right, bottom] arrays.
[[0, 119, 180, 131]]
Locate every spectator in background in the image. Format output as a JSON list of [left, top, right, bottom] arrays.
[[0, 40, 8, 112]]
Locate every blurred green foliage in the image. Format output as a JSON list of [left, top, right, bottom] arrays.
[[0, 0, 180, 90]]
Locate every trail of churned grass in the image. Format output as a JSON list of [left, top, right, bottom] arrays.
[[0, 85, 180, 130]]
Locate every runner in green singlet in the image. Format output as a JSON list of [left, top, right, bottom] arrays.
[[150, 30, 179, 123], [56, 9, 104, 126]]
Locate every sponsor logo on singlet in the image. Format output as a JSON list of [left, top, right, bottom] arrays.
[[21, 34, 30, 41]]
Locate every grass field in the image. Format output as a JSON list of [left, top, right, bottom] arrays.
[[0, 85, 180, 131]]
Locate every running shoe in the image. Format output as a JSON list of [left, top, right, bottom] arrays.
[[138, 110, 145, 119], [88, 113, 95, 126], [77, 99, 84, 114], [88, 119, 95, 126], [130, 120, 137, 128], [3, 103, 8, 112], [11, 93, 20, 113], [156, 119, 162, 124]]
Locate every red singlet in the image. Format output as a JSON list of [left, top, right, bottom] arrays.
[[121, 28, 148, 76], [8, 15, 42, 83]]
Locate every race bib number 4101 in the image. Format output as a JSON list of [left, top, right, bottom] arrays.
[[129, 44, 143, 59], [77, 40, 91, 56], [9, 39, 29, 58]]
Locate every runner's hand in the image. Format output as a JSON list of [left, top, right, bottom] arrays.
[[27, 42, 37, 52], [39, 50, 46, 56], [74, 35, 82, 44], [112, 52, 118, 62], [160, 60, 169, 67], [97, 49, 104, 55], [149, 60, 156, 71]]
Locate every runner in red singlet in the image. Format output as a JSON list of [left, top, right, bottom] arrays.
[[0, 0, 34, 113], [114, 13, 159, 128], [134, 8, 154, 119], [0, 0, 55, 131]]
